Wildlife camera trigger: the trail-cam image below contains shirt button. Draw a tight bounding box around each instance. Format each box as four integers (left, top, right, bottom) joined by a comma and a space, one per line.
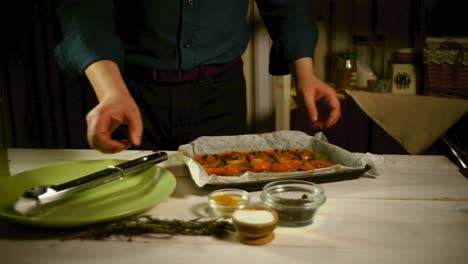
184, 40, 192, 48
186, 0, 193, 6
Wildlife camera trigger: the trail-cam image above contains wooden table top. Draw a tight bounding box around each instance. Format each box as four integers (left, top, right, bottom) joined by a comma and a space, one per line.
1, 149, 467, 264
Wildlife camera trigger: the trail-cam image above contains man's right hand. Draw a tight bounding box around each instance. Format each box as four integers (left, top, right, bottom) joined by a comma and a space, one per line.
84, 60, 143, 154
86, 93, 142, 153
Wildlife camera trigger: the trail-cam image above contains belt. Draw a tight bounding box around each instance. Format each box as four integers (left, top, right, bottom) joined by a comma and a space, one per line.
127, 58, 242, 83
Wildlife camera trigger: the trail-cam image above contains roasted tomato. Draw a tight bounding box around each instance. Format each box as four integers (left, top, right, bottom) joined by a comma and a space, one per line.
264, 149, 299, 163
221, 151, 247, 166
193, 154, 222, 167
244, 151, 271, 163
204, 166, 228, 176
291, 148, 316, 161
270, 161, 301, 172
307, 160, 335, 169
222, 165, 250, 176
297, 162, 316, 171
243, 151, 272, 172
250, 162, 272, 172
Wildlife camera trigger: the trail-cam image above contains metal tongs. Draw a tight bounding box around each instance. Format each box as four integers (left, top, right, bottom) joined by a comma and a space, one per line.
14, 151, 168, 216
442, 136, 468, 178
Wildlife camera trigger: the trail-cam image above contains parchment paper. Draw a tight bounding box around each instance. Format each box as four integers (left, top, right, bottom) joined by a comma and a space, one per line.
178, 130, 383, 187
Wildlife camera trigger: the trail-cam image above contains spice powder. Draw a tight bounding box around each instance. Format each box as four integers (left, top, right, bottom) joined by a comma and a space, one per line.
213, 194, 244, 206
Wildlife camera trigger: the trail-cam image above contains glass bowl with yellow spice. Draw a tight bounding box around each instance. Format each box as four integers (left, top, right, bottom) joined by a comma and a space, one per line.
208, 188, 250, 217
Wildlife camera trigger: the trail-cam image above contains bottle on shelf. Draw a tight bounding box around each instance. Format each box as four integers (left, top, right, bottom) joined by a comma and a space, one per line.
334, 52, 357, 90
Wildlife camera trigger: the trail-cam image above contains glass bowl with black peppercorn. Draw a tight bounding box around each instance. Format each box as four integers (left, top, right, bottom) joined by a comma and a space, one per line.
260, 180, 326, 227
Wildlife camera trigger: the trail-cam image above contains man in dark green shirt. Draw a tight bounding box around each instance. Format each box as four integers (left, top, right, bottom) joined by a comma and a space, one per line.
55, 0, 341, 153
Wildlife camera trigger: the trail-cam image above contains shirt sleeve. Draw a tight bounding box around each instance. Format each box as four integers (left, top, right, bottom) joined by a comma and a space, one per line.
54, 0, 125, 76
255, 0, 318, 75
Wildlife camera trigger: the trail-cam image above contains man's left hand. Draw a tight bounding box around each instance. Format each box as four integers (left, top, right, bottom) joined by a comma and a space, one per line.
291, 57, 341, 130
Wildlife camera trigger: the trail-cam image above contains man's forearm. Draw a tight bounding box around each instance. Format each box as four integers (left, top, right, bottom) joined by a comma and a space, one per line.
84, 60, 130, 102
289, 57, 318, 92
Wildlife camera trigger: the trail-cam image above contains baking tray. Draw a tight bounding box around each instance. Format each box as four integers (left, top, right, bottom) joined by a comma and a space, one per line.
178, 131, 381, 188
200, 165, 372, 192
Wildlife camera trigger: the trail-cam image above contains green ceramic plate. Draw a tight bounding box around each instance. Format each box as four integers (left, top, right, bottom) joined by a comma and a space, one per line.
0, 159, 176, 228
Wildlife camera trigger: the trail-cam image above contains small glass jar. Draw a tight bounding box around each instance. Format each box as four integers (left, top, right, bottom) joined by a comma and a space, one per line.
208, 188, 250, 217
260, 180, 326, 227
334, 52, 357, 90
390, 48, 422, 95
352, 35, 385, 78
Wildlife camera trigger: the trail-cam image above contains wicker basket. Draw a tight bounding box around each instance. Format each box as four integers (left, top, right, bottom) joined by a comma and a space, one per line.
424, 39, 468, 98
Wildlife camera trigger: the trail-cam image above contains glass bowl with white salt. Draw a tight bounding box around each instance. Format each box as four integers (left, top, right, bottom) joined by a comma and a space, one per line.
260, 180, 326, 227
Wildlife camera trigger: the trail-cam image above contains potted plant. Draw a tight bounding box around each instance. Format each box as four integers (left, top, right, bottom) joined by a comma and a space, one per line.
393, 72, 411, 89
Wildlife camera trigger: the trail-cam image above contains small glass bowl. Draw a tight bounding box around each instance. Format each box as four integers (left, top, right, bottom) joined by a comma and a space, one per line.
260, 180, 326, 227
208, 188, 250, 217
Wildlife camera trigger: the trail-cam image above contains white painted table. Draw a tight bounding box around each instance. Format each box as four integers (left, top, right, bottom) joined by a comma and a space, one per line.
1, 149, 467, 264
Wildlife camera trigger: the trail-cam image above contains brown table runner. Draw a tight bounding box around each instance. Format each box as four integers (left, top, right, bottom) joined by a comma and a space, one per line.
345, 90, 468, 154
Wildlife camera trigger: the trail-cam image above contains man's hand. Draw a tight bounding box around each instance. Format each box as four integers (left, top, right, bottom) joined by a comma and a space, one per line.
290, 57, 341, 130
86, 93, 142, 153
85, 60, 143, 153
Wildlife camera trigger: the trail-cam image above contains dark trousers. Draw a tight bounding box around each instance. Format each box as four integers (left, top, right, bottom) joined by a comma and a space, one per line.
124, 59, 247, 150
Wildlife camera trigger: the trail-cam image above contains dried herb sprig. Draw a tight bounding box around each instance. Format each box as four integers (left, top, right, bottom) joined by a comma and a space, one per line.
63, 215, 235, 241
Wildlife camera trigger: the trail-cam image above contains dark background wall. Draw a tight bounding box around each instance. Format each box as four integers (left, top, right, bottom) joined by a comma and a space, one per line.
0, 0, 466, 152
1, 1, 97, 149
